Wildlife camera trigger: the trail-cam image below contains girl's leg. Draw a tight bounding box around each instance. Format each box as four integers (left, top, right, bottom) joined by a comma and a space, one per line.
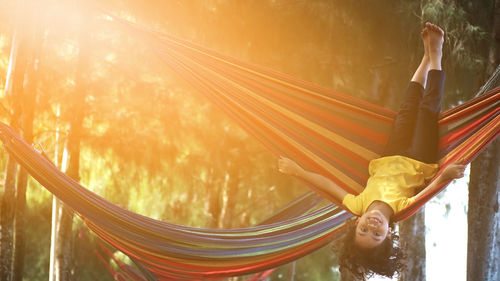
408, 70, 445, 163
408, 23, 445, 163
382, 28, 430, 157
382, 82, 423, 157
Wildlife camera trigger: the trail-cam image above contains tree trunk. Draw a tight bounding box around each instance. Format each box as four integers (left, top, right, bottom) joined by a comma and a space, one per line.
466, 1, 500, 280
12, 10, 42, 281
221, 164, 239, 229
49, 106, 64, 281
49, 17, 90, 281
288, 261, 296, 281
0, 11, 29, 281
49, 198, 74, 281
467, 138, 500, 281
399, 211, 426, 281
206, 168, 223, 228
490, 0, 500, 70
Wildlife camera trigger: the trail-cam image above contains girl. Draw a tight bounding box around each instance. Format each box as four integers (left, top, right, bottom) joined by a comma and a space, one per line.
278, 23, 466, 279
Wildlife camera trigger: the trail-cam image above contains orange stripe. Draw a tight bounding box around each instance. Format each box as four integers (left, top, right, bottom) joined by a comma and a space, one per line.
439, 107, 499, 149
439, 89, 500, 125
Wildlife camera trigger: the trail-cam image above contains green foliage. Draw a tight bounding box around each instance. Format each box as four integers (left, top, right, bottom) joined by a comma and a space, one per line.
420, 0, 491, 106
20, 198, 114, 281
21, 199, 51, 281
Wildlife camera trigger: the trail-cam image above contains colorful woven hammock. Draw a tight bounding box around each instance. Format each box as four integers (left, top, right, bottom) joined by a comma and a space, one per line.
0, 16, 499, 279
0, 123, 350, 280
119, 18, 499, 222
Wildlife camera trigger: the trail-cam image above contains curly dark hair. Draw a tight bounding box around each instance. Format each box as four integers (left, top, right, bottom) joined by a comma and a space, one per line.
337, 219, 406, 280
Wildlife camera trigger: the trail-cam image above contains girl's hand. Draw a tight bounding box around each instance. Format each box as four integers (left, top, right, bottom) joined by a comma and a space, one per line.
278, 156, 304, 176
414, 161, 467, 201
442, 162, 466, 179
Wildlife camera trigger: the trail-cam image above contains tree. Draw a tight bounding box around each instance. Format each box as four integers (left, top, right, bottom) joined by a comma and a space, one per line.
451, 0, 500, 280
49, 7, 91, 281
12, 7, 42, 281
466, 1, 500, 279
468, 138, 500, 281
0, 1, 31, 280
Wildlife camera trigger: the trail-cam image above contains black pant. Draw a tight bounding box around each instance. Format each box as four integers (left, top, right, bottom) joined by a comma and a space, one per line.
382, 70, 445, 163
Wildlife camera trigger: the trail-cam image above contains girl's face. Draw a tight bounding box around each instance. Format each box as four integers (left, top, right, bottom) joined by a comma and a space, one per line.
354, 210, 391, 248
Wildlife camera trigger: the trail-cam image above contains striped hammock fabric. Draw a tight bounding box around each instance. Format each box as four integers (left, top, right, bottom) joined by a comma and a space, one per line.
95, 189, 323, 281
0, 121, 349, 280
0, 15, 499, 279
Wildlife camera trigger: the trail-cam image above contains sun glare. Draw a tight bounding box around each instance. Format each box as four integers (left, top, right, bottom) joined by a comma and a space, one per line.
58, 42, 79, 61
105, 53, 116, 63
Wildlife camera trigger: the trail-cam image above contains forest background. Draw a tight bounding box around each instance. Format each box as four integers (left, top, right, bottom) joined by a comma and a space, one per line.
0, 0, 498, 281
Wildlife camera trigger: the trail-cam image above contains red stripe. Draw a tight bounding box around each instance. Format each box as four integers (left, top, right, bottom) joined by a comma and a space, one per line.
439, 89, 500, 125
441, 88, 500, 118
440, 107, 499, 149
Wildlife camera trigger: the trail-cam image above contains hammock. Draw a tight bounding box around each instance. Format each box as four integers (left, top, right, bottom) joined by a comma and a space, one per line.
0, 15, 499, 279
0, 122, 349, 280
116, 17, 500, 221
95, 188, 324, 281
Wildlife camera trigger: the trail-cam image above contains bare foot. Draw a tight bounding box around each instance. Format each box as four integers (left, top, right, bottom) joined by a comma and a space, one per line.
421, 28, 430, 61
411, 27, 431, 86
425, 22, 444, 70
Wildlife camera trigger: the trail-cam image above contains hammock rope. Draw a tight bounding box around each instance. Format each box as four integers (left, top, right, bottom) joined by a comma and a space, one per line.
0, 14, 499, 279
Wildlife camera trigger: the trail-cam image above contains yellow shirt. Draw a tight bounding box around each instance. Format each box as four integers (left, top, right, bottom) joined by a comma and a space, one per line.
342, 155, 438, 215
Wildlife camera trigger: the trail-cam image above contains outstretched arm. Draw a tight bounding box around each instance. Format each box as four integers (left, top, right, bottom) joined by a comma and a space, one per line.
278, 156, 350, 202
413, 162, 466, 200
